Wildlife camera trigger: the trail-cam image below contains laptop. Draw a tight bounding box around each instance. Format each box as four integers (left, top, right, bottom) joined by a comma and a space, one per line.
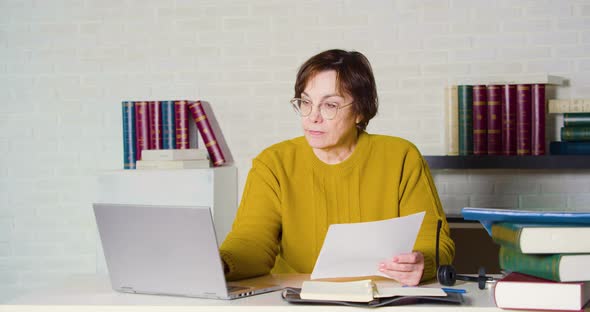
93, 203, 281, 299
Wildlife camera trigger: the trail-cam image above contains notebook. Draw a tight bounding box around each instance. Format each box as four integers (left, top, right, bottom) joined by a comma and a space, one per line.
92, 203, 281, 299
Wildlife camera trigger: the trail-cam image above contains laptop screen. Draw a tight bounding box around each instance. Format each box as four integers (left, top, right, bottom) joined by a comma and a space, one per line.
93, 203, 229, 298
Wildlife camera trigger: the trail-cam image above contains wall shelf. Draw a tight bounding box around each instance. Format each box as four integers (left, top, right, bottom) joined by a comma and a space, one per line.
424, 155, 590, 170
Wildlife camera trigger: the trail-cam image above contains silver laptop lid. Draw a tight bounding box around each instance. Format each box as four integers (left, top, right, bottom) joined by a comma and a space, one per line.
93, 203, 229, 298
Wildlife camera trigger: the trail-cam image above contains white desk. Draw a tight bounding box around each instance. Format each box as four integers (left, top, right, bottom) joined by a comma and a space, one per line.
0, 274, 512, 312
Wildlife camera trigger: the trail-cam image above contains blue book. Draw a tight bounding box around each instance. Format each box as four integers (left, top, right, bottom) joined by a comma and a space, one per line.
122, 101, 137, 169
550, 141, 590, 155
461, 207, 590, 235
160, 100, 176, 149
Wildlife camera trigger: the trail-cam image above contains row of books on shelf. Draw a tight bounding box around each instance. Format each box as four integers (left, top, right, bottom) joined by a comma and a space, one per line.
445, 79, 590, 156
122, 100, 226, 170
445, 83, 549, 156
462, 207, 590, 311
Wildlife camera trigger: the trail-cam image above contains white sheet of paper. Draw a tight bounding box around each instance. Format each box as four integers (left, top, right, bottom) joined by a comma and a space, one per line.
310, 211, 425, 280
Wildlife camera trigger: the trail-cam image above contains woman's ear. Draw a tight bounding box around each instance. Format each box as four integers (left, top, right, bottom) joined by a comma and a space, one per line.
355, 114, 363, 125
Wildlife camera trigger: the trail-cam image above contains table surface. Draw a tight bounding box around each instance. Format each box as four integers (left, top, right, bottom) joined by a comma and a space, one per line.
0, 273, 521, 312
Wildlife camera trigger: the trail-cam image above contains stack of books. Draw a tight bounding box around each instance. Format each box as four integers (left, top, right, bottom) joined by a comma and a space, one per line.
548, 99, 590, 155
462, 207, 590, 311
122, 100, 226, 169
136, 149, 211, 170
444, 75, 566, 156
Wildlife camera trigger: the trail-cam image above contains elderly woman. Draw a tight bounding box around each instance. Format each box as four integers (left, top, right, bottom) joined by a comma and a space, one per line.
220, 49, 454, 286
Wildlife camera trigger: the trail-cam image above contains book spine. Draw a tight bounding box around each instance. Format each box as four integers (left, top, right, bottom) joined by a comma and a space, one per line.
122, 101, 137, 169
445, 86, 459, 156
187, 100, 226, 167
147, 101, 162, 150
550, 141, 590, 155
491, 223, 523, 253
560, 126, 590, 141
160, 100, 176, 149
458, 85, 473, 155
563, 113, 590, 127
498, 246, 562, 281
531, 84, 546, 155
501, 85, 517, 155
516, 84, 532, 155
486, 85, 502, 155
174, 100, 190, 149
134, 101, 150, 161
472, 85, 487, 155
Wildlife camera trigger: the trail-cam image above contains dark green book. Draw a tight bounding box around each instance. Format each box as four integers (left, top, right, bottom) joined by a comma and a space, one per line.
560, 126, 590, 141
458, 85, 473, 155
498, 246, 590, 282
564, 113, 590, 127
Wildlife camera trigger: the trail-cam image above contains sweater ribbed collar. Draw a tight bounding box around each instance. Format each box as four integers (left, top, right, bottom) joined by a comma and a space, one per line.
306, 131, 369, 174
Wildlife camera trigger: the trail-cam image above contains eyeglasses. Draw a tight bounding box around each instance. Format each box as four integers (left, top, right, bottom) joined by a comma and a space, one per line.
290, 98, 353, 120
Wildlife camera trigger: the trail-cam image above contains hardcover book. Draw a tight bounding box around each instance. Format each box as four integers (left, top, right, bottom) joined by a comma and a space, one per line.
531, 84, 546, 155
491, 222, 590, 254
122, 101, 136, 169
134, 101, 150, 161
516, 84, 532, 155
461, 207, 590, 235
141, 149, 209, 161
135, 159, 211, 170
458, 85, 473, 155
550, 141, 590, 155
564, 113, 590, 127
187, 100, 226, 167
493, 272, 590, 311
499, 246, 590, 282
174, 100, 190, 149
147, 101, 162, 150
160, 100, 176, 150
472, 85, 487, 155
548, 99, 590, 114
561, 127, 590, 141
501, 84, 517, 155
486, 85, 502, 155
444, 86, 459, 156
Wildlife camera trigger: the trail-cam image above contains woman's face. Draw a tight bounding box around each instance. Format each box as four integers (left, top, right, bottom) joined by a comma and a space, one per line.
300, 70, 361, 151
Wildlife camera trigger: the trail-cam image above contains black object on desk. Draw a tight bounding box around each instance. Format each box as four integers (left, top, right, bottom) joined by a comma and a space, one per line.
435, 219, 495, 290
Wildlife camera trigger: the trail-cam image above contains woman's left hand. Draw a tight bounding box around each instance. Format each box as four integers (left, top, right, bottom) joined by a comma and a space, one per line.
378, 251, 424, 286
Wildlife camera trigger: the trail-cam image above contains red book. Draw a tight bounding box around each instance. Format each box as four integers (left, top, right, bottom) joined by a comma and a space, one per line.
134, 101, 150, 161
472, 85, 487, 155
187, 100, 226, 167
147, 101, 162, 150
486, 85, 502, 155
501, 85, 517, 155
174, 100, 190, 149
516, 84, 532, 155
494, 272, 590, 311
531, 84, 546, 155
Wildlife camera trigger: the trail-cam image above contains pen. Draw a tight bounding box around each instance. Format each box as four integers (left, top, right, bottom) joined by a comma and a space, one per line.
442, 287, 466, 294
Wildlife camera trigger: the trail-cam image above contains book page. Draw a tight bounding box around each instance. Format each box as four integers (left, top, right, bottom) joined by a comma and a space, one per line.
310, 212, 425, 280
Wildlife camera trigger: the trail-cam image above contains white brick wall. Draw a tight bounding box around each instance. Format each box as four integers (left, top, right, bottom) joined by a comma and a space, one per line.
1, 0, 590, 302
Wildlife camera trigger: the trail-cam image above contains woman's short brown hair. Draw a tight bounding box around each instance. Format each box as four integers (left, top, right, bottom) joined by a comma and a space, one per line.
294, 49, 378, 130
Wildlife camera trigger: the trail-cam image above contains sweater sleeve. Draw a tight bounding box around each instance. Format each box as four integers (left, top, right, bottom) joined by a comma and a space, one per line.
398, 148, 455, 282
219, 155, 282, 281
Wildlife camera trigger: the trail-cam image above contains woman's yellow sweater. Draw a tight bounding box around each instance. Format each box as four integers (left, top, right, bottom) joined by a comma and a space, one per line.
220, 132, 455, 282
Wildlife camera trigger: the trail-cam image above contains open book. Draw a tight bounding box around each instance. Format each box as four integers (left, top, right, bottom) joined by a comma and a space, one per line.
282, 280, 463, 307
